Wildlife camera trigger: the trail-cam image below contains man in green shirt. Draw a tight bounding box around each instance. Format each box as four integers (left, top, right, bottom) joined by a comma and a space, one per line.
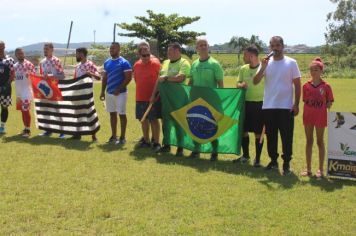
151, 42, 191, 156
233, 45, 264, 167
188, 37, 224, 161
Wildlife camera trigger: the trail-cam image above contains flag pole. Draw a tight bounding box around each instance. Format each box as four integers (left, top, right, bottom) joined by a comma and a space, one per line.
63, 20, 73, 67
113, 23, 116, 42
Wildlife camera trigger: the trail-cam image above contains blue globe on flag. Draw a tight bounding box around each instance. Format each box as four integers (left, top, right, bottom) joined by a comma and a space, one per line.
186, 105, 218, 139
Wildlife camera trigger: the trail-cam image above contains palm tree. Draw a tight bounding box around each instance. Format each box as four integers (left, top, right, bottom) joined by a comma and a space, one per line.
228, 36, 249, 65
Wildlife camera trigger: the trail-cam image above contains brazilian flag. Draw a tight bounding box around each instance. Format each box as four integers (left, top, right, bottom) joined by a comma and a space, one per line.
159, 82, 245, 154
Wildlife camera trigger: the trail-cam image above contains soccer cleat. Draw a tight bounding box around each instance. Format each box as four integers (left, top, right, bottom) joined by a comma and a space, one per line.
188, 151, 200, 159
20, 129, 31, 138
106, 136, 117, 144
39, 131, 52, 137
253, 159, 261, 168
157, 145, 171, 153
265, 161, 279, 170
0, 127, 5, 134
210, 153, 218, 162
116, 137, 126, 145
151, 143, 162, 152
175, 147, 184, 157
232, 155, 250, 163
139, 140, 151, 148
58, 133, 65, 139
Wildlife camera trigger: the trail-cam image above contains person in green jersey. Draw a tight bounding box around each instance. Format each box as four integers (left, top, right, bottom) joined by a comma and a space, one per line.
151, 42, 191, 156
188, 37, 224, 161
233, 45, 264, 167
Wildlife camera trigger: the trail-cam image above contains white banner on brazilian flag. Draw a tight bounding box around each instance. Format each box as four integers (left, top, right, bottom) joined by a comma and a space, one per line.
327, 112, 356, 179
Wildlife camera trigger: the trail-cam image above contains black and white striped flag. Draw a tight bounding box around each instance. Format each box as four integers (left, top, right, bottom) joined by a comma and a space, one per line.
34, 76, 100, 135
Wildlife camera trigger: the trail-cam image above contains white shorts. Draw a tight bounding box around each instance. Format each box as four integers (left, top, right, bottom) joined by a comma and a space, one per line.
105, 92, 128, 114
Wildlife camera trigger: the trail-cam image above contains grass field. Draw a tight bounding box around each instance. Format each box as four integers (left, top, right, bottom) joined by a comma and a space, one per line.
0, 77, 355, 235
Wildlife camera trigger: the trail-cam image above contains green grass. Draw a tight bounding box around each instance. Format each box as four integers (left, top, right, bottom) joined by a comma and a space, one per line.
0, 78, 355, 235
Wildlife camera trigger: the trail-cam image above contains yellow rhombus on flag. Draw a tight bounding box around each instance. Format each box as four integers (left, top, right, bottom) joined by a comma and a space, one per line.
171, 98, 238, 144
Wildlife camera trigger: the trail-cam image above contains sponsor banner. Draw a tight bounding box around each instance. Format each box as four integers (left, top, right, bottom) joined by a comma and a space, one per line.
327, 112, 356, 179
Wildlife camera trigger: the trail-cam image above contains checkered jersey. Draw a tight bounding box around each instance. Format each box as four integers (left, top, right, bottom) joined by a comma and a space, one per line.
74, 60, 99, 78
0, 55, 15, 86
14, 59, 36, 99
39, 56, 63, 76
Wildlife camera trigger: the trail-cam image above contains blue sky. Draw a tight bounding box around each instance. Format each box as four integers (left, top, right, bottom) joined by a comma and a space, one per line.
1, 0, 335, 50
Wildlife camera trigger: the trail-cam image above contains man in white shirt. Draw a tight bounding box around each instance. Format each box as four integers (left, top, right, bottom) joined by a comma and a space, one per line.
253, 36, 301, 175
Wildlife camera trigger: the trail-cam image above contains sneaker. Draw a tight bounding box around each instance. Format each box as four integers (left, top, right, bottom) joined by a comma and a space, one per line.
139, 140, 151, 148
232, 155, 250, 163
157, 145, 171, 153
282, 162, 291, 175
210, 153, 218, 162
116, 137, 126, 145
253, 159, 261, 168
58, 133, 65, 139
20, 129, 31, 138
175, 147, 184, 157
138, 137, 145, 144
0, 127, 5, 134
39, 131, 52, 137
152, 143, 161, 152
106, 136, 117, 144
188, 151, 200, 159
265, 161, 279, 170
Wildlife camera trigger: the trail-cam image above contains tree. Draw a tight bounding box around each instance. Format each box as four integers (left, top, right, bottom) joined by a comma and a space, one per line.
325, 0, 356, 46
228, 36, 249, 65
117, 10, 205, 59
248, 35, 267, 53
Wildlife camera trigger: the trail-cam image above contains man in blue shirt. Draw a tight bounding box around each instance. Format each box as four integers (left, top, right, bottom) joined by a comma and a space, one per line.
100, 42, 132, 144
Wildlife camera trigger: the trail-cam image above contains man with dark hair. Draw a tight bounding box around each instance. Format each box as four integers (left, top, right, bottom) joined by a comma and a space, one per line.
0, 40, 15, 134
70, 47, 101, 141
253, 36, 301, 175
133, 42, 161, 151
14, 48, 36, 137
38, 42, 66, 138
233, 45, 264, 167
152, 42, 191, 156
100, 42, 132, 144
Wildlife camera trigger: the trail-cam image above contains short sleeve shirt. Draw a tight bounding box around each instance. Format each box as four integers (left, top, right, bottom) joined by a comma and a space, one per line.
104, 56, 132, 94
303, 80, 334, 127
238, 64, 264, 101
74, 60, 99, 78
133, 57, 161, 101
0, 55, 15, 87
160, 58, 190, 81
14, 59, 36, 99
39, 56, 64, 78
263, 56, 301, 109
190, 57, 223, 89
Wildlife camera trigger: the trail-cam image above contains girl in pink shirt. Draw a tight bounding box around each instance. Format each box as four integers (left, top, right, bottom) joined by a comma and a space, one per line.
301, 58, 334, 178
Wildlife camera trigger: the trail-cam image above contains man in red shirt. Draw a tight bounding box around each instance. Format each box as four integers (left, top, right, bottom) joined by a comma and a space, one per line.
133, 42, 161, 151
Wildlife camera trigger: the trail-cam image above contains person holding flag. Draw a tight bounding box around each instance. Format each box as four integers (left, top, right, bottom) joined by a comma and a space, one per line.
38, 42, 65, 138
14, 48, 36, 137
152, 42, 191, 157
188, 37, 224, 161
70, 47, 101, 141
0, 40, 15, 134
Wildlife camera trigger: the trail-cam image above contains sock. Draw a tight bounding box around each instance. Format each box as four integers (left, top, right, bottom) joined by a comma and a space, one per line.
1, 107, 8, 123
22, 110, 31, 128
242, 136, 250, 157
255, 138, 264, 163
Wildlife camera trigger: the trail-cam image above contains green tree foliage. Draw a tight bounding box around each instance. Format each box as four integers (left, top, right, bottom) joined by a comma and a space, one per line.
117, 10, 205, 60
229, 35, 266, 65
325, 0, 356, 46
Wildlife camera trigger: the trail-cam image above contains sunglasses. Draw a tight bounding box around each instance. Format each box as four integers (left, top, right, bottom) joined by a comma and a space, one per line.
141, 54, 150, 58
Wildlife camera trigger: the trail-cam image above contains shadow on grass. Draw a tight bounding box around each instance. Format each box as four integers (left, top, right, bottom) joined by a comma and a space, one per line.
305, 176, 356, 192
129, 147, 300, 190
1, 134, 93, 151
97, 143, 126, 152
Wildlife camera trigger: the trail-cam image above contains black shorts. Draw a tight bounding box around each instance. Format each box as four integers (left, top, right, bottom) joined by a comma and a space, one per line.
0, 84, 12, 107
136, 101, 162, 121
243, 101, 264, 134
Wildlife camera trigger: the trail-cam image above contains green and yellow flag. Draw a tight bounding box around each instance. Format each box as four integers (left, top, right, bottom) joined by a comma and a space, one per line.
159, 82, 245, 154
